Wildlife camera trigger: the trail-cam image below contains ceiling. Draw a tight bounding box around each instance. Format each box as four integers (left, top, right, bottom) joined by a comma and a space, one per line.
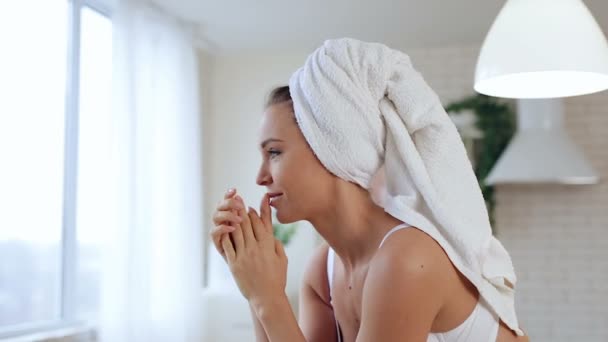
151, 0, 608, 54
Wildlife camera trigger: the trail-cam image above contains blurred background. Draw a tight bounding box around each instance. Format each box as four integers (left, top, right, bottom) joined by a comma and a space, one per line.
1, 0, 607, 341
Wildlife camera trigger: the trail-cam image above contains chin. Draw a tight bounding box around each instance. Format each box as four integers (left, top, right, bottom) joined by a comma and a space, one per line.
274, 209, 300, 225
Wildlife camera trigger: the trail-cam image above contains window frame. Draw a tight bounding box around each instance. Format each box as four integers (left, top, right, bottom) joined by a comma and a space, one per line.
0, 0, 112, 339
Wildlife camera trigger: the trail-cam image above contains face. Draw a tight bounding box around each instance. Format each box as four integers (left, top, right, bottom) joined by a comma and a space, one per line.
256, 101, 336, 223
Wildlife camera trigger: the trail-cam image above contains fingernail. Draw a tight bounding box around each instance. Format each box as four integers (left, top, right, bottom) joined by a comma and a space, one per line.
226, 188, 235, 195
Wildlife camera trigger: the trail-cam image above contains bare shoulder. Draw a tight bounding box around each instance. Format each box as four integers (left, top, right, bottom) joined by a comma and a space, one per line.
357, 227, 451, 340
364, 227, 530, 341
300, 241, 331, 306
298, 242, 337, 342
366, 226, 474, 311
370, 226, 454, 285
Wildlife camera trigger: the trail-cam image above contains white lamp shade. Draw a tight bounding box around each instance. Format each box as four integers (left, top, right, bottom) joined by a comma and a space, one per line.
475, 0, 608, 98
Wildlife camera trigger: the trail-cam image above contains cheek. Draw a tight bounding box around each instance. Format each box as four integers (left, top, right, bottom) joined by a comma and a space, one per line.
272, 151, 330, 201
271, 154, 297, 182
269, 160, 287, 185
291, 161, 329, 199
271, 156, 305, 198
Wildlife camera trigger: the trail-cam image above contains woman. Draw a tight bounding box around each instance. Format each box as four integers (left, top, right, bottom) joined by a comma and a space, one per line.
210, 39, 529, 341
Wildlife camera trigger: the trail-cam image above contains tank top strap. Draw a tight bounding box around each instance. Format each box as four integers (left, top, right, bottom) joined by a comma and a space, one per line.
326, 248, 343, 342
328, 222, 411, 296
327, 247, 335, 302
378, 223, 412, 249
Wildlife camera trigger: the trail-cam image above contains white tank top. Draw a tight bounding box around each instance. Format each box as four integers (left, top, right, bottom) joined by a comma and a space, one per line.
326, 223, 500, 342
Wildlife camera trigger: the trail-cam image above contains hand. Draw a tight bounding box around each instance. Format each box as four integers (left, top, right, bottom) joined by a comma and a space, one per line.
210, 188, 245, 262
221, 193, 288, 304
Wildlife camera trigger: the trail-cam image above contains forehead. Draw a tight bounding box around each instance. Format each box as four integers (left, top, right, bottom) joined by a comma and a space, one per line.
258, 102, 297, 142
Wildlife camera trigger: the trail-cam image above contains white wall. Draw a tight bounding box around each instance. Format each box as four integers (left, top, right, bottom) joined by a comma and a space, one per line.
199, 44, 608, 341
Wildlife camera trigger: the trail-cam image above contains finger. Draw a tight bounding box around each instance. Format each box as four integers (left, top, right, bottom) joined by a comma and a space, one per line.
221, 188, 241, 226
210, 224, 236, 246
228, 195, 244, 252
259, 193, 272, 232
224, 188, 236, 200
213, 210, 243, 226
235, 196, 256, 244
275, 239, 287, 260
217, 197, 246, 213
210, 224, 236, 257
211, 224, 236, 236
221, 234, 236, 262
248, 206, 265, 241
230, 221, 246, 253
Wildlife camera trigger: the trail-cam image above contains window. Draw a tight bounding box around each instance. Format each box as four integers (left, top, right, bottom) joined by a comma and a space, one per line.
74, 5, 112, 323
0, 0, 111, 338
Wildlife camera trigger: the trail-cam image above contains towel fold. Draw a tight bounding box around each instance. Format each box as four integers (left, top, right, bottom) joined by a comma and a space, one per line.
288, 38, 523, 336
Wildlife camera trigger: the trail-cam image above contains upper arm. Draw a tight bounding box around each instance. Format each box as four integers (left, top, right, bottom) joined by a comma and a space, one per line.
298, 242, 338, 342
356, 230, 447, 342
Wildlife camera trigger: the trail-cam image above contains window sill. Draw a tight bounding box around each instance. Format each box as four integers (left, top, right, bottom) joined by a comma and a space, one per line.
0, 324, 96, 342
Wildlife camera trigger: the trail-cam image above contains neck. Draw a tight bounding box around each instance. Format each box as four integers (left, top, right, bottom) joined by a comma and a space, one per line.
308, 181, 404, 272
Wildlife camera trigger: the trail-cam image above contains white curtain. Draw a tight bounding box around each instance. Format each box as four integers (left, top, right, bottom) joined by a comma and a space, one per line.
99, 1, 204, 341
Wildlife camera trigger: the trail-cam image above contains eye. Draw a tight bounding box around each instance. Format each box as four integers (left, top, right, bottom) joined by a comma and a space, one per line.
267, 149, 281, 158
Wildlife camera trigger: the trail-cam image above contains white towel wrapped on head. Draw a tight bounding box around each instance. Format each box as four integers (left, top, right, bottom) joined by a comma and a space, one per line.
288, 38, 523, 336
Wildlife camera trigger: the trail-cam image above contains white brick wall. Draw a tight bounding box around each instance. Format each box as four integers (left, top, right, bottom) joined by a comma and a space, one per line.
406, 45, 608, 341
497, 93, 608, 341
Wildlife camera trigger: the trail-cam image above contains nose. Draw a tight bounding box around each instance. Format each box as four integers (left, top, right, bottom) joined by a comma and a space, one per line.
256, 164, 272, 186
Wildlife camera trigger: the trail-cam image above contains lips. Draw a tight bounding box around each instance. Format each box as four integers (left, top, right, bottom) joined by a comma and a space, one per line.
268, 192, 283, 206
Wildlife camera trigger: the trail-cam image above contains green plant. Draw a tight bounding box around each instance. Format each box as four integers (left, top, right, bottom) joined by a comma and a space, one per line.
272, 218, 298, 246
445, 94, 516, 230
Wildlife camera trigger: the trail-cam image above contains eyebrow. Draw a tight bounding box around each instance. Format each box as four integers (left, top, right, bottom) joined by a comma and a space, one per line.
260, 138, 284, 149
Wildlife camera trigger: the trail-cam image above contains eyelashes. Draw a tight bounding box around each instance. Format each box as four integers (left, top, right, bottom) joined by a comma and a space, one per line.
267, 149, 281, 158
